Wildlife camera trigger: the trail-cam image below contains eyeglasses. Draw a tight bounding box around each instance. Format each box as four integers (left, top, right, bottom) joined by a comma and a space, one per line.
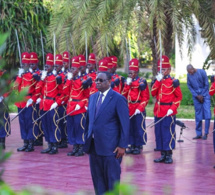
95, 78, 108, 83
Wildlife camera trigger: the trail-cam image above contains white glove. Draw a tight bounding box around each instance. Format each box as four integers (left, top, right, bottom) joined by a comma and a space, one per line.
75, 104, 81, 111
52, 70, 57, 75
36, 98, 41, 104
86, 68, 89, 74
167, 109, 173, 116
67, 72, 73, 80
26, 98, 33, 107
78, 72, 81, 77
50, 102, 58, 110
62, 67, 65, 72
18, 68, 24, 77
41, 70, 47, 81
29, 68, 33, 73
134, 109, 141, 115
0, 96, 4, 103
156, 73, 163, 82
61, 101, 65, 105
85, 106, 88, 110
126, 77, 132, 85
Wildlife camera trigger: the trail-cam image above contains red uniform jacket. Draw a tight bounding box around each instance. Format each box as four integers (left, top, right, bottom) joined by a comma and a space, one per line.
122, 77, 150, 116
112, 73, 124, 94
37, 72, 62, 111
14, 69, 40, 108
63, 76, 88, 116
56, 70, 66, 105
151, 75, 182, 117
88, 70, 98, 95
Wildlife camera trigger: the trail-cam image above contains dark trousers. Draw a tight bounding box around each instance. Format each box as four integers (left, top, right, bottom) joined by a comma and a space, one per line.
18, 107, 36, 140
155, 115, 176, 151
89, 140, 122, 195
0, 102, 11, 138
41, 109, 60, 143
66, 113, 86, 145
58, 105, 67, 139
213, 119, 215, 153
129, 111, 147, 146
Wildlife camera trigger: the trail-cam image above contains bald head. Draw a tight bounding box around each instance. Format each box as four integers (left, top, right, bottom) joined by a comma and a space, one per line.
187, 64, 196, 75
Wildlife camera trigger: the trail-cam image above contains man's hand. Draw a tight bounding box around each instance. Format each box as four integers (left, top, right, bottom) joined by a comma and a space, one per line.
126, 77, 132, 85
166, 109, 173, 116
134, 109, 141, 115
36, 98, 41, 104
41, 70, 47, 81
75, 104, 81, 111
50, 102, 58, 110
196, 95, 204, 103
67, 72, 73, 80
113, 147, 125, 159
26, 98, 33, 107
156, 73, 163, 81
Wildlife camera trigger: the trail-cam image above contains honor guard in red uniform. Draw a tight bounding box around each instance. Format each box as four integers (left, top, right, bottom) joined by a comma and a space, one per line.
36, 53, 63, 154
62, 51, 70, 73
110, 56, 125, 94
54, 54, 68, 148
15, 52, 41, 152
0, 70, 11, 149
122, 59, 150, 154
87, 53, 97, 95
63, 56, 89, 156
151, 55, 182, 164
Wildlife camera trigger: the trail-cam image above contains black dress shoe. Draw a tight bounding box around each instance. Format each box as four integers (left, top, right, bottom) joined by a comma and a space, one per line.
125, 145, 134, 154
213, 165, 215, 169
17, 140, 29, 152
202, 134, 208, 140
58, 139, 68, 148
49, 143, 58, 155
75, 145, 84, 157
193, 135, 202, 139
41, 143, 52, 154
154, 151, 166, 163
132, 147, 141, 155
25, 140, 34, 152
67, 144, 78, 156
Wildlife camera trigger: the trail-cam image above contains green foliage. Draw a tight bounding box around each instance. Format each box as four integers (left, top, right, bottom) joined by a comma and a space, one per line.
0, 0, 52, 69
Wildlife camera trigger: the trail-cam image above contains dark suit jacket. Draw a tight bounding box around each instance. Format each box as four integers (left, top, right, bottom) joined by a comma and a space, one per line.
84, 89, 129, 156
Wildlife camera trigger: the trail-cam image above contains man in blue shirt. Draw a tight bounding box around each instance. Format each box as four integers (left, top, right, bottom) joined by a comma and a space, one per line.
187, 64, 211, 140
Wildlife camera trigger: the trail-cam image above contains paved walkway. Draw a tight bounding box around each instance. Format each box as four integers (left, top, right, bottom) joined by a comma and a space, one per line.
2, 115, 215, 194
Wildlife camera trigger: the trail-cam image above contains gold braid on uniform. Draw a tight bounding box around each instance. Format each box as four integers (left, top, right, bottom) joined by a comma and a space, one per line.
38, 109, 44, 136
53, 108, 61, 142
32, 104, 39, 139
81, 113, 86, 142
4, 111, 11, 136
140, 112, 147, 144
169, 116, 176, 150
63, 105, 68, 136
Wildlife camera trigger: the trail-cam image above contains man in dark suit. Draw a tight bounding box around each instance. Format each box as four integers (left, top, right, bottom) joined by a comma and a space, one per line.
84, 67, 129, 195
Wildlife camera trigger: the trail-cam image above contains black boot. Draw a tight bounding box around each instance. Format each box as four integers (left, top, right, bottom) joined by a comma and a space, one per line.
132, 146, 141, 155
25, 140, 35, 152
34, 136, 43, 146
164, 150, 173, 164
0, 137, 5, 149
17, 140, 29, 152
58, 139, 68, 148
154, 151, 166, 163
67, 144, 78, 156
49, 143, 58, 154
75, 144, 84, 157
125, 145, 135, 154
41, 143, 52, 154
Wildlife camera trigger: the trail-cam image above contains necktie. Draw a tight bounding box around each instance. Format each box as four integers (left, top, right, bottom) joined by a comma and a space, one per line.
95, 93, 104, 116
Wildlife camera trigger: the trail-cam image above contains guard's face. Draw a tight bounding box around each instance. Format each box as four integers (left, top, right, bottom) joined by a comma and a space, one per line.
87, 63, 95, 71
45, 64, 53, 73
95, 73, 111, 93
71, 67, 79, 77
54, 64, 62, 72
30, 63, 37, 70
79, 65, 86, 74
63, 62, 69, 69
128, 70, 138, 79
162, 68, 171, 77
22, 63, 29, 70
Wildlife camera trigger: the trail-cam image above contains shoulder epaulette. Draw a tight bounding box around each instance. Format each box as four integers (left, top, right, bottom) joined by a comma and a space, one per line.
173, 79, 180, 88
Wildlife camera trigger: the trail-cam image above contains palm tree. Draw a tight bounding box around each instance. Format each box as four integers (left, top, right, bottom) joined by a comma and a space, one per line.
48, 0, 215, 75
